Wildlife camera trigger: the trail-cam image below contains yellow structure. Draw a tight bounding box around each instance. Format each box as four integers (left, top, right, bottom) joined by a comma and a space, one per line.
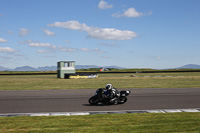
69, 74, 98, 79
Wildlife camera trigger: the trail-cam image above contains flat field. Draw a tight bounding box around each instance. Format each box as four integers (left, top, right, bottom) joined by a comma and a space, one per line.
0, 113, 200, 132
0, 72, 200, 90
1, 73, 200, 132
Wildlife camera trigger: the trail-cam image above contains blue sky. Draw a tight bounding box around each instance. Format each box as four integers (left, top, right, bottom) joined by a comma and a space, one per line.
0, 0, 199, 69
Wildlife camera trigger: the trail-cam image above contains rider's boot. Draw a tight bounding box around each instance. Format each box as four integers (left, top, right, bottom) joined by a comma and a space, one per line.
110, 97, 118, 105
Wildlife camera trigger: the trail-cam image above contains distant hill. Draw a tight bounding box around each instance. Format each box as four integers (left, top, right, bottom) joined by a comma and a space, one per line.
0, 64, 200, 71
14, 66, 37, 71
75, 65, 100, 69
12, 66, 57, 71
0, 65, 125, 71
177, 64, 200, 69
0, 66, 11, 71
75, 65, 125, 69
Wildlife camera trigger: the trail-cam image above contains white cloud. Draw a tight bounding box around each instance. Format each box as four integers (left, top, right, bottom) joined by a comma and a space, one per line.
157, 56, 161, 60
80, 48, 91, 52
65, 40, 71, 44
7, 30, 14, 34
102, 56, 110, 58
48, 20, 137, 40
87, 27, 137, 40
0, 56, 15, 65
48, 21, 89, 31
0, 38, 7, 43
0, 47, 16, 52
0, 56, 14, 60
19, 28, 29, 36
149, 55, 161, 60
81, 48, 105, 54
113, 8, 152, 18
37, 50, 52, 53
58, 46, 77, 52
98, 42, 119, 47
25, 40, 77, 53
19, 39, 33, 44
50, 45, 56, 49
28, 43, 51, 47
27, 41, 76, 53
98, 0, 113, 9
43, 29, 55, 36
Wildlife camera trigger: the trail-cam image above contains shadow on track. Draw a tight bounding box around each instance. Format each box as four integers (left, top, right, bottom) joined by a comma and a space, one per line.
83, 104, 117, 106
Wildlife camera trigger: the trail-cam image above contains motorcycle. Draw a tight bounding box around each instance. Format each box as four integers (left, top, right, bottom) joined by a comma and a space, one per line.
88, 88, 131, 105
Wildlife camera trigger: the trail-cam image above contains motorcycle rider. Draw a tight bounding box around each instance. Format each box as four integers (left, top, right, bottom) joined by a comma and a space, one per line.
105, 84, 120, 104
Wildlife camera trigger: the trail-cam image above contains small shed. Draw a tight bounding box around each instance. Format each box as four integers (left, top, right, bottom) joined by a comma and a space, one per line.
57, 61, 98, 79
57, 61, 75, 78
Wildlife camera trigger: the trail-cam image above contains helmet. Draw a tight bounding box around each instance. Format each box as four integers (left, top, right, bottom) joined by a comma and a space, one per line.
105, 84, 112, 90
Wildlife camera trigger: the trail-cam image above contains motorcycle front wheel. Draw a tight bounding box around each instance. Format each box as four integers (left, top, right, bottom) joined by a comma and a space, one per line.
89, 96, 99, 105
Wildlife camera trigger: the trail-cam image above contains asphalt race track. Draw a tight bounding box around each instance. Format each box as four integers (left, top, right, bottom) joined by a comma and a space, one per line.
0, 88, 200, 114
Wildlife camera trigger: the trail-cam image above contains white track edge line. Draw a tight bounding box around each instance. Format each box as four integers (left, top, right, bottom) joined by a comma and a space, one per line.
0, 108, 200, 117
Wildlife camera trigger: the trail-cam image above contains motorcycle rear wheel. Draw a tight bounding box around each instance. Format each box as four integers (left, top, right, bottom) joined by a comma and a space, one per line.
89, 96, 99, 105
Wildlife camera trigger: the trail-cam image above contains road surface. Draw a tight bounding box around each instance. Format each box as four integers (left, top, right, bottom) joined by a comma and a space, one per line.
0, 88, 200, 113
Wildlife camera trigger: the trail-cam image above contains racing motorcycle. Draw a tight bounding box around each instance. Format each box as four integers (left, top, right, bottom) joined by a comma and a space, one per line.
88, 88, 131, 105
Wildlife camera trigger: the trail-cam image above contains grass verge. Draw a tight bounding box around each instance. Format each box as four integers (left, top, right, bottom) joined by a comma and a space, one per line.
0, 113, 200, 132
0, 72, 200, 90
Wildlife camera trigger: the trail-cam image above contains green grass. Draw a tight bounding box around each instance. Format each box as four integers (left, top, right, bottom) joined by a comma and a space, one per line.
0, 73, 200, 132
0, 113, 200, 132
0, 72, 200, 90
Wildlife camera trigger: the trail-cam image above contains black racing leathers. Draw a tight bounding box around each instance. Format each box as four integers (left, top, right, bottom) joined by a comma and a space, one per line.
106, 87, 120, 103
